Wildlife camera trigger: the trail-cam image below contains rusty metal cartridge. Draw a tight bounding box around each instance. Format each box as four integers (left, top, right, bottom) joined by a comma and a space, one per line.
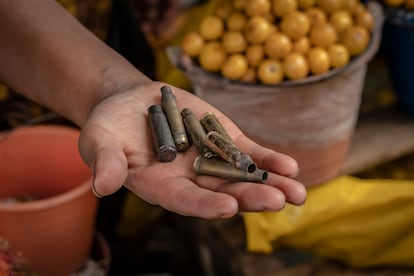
193, 157, 268, 184
200, 112, 232, 142
148, 104, 177, 162
160, 85, 190, 152
205, 131, 257, 173
181, 108, 217, 158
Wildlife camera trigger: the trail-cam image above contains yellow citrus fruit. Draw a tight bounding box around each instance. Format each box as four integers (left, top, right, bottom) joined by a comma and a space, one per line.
245, 0, 271, 17
246, 45, 265, 67
293, 37, 311, 55
355, 10, 374, 31
181, 31, 205, 57
226, 12, 248, 31
199, 15, 224, 41
345, 0, 358, 12
221, 54, 249, 80
384, 0, 405, 7
281, 11, 311, 40
307, 47, 330, 74
306, 8, 327, 27
316, 0, 346, 14
233, 0, 247, 10
309, 23, 337, 48
257, 59, 284, 84
240, 67, 257, 83
214, 2, 233, 19
244, 16, 273, 44
264, 32, 293, 59
283, 53, 309, 80
330, 10, 354, 36
272, 0, 298, 17
297, 0, 316, 10
199, 42, 227, 72
222, 31, 247, 53
342, 25, 370, 56
328, 43, 350, 68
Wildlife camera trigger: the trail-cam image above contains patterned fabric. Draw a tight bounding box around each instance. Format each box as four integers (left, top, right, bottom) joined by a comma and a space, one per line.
0, 0, 113, 130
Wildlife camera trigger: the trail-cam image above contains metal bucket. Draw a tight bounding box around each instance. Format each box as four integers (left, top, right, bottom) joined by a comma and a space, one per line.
382, 7, 414, 115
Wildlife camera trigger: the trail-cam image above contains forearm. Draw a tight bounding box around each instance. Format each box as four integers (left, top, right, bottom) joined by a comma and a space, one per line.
0, 0, 151, 126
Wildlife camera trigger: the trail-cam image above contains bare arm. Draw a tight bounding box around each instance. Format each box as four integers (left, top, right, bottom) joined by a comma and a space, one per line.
0, 0, 150, 126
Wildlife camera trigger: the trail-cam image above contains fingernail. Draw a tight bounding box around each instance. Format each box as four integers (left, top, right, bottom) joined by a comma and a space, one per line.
91, 181, 103, 198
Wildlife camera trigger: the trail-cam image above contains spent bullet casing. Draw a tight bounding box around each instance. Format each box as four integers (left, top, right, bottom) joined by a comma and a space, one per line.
205, 131, 257, 173
148, 104, 177, 162
193, 157, 268, 184
181, 108, 217, 158
160, 86, 190, 152
200, 112, 232, 142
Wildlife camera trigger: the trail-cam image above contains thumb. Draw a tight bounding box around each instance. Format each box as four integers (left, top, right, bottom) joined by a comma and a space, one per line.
78, 129, 128, 197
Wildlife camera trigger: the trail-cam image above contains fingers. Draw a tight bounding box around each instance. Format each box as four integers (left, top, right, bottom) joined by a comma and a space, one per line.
124, 176, 239, 219
92, 148, 128, 197
78, 127, 128, 197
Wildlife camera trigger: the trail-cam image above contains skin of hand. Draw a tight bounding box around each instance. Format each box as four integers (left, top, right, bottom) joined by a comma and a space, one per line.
79, 81, 306, 219
0, 0, 306, 219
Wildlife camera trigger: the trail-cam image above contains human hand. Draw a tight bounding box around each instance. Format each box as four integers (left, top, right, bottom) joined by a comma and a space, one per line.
78, 81, 306, 219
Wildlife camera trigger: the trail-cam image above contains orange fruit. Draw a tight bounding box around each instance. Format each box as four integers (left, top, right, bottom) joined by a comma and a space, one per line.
245, 0, 271, 17
316, 0, 346, 14
293, 37, 311, 55
307, 47, 330, 74
226, 12, 248, 31
355, 10, 374, 31
257, 59, 284, 84
281, 11, 311, 40
240, 67, 257, 83
244, 16, 273, 44
214, 2, 233, 19
264, 32, 293, 59
309, 22, 337, 47
306, 8, 327, 27
330, 10, 354, 36
384, 0, 405, 7
328, 43, 350, 68
297, 0, 316, 10
233, 0, 247, 10
342, 25, 370, 56
283, 53, 309, 80
199, 42, 227, 72
246, 45, 265, 67
181, 31, 205, 57
199, 15, 224, 41
221, 54, 249, 80
272, 0, 298, 17
345, 0, 358, 12
222, 31, 247, 53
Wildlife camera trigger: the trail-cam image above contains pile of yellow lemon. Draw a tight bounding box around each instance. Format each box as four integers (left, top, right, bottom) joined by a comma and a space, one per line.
383, 0, 414, 9
181, 0, 375, 84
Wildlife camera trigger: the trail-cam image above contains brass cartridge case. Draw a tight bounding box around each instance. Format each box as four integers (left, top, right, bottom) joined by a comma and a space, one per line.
181, 108, 217, 158
193, 157, 268, 184
200, 112, 232, 142
161, 85, 190, 152
148, 104, 177, 162
205, 131, 257, 173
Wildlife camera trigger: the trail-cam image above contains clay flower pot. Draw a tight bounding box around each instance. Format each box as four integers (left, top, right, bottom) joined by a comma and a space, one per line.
0, 125, 99, 276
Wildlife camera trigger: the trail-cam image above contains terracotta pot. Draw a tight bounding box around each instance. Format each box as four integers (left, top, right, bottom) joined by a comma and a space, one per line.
0, 125, 98, 276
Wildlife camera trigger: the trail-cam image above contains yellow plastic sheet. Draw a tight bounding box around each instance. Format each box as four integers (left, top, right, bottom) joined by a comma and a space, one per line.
244, 175, 414, 268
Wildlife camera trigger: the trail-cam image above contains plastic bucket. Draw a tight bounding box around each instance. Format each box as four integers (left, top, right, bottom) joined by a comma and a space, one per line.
169, 3, 384, 187
382, 8, 414, 115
